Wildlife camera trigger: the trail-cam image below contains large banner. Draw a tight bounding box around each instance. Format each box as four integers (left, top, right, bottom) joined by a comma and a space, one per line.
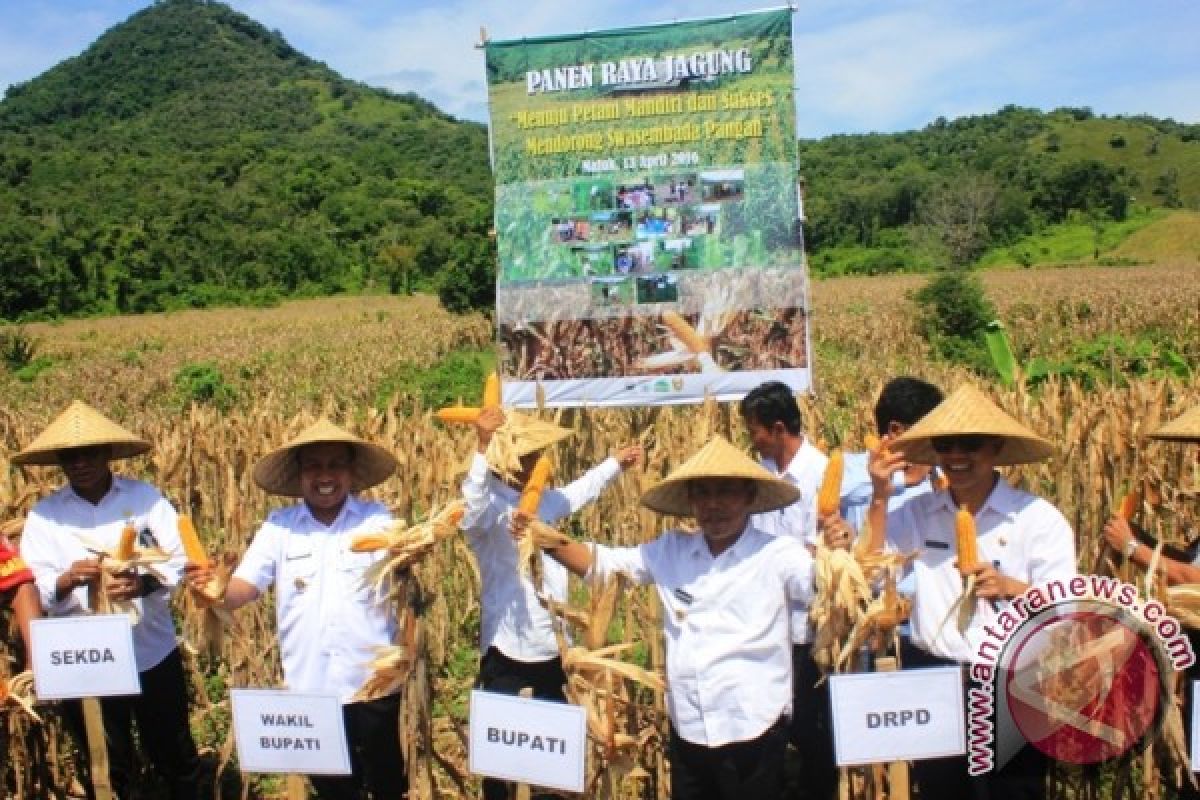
485, 8, 810, 407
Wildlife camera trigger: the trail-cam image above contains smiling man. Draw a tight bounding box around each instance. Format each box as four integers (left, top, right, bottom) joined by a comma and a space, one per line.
526, 435, 814, 800
864, 384, 1076, 800
15, 400, 198, 800
185, 419, 404, 800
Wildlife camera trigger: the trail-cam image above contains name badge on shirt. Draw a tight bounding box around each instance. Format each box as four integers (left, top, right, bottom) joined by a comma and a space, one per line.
673, 588, 694, 605
924, 540, 950, 550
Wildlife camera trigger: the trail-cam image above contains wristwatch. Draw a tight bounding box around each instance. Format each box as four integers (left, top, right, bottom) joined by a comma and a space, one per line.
1123, 537, 1139, 559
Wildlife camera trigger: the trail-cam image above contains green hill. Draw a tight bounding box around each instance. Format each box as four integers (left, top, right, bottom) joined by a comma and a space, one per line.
799, 106, 1200, 275
0, 0, 493, 318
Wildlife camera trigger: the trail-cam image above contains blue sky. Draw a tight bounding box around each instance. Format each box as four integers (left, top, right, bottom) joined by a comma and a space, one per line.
1, 0, 1197, 137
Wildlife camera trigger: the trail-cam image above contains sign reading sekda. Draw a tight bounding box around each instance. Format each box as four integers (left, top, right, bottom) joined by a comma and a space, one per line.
484, 8, 811, 407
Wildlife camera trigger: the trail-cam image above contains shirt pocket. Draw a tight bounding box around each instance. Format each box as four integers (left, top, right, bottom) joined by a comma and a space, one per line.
338, 550, 378, 597
282, 547, 317, 593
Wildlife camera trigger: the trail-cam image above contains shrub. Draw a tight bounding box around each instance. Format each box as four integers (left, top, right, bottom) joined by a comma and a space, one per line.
174, 362, 237, 410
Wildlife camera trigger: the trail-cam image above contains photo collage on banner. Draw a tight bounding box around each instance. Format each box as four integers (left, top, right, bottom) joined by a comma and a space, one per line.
485, 8, 811, 406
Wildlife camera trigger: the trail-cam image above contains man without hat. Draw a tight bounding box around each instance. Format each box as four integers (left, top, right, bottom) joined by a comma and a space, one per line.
185, 419, 406, 800
523, 435, 815, 800
17, 401, 200, 799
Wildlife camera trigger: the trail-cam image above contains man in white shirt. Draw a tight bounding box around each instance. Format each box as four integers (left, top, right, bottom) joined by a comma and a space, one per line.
738, 381, 830, 797
16, 401, 199, 800
464, 406, 640, 800
865, 384, 1076, 800
528, 435, 814, 800
185, 419, 403, 800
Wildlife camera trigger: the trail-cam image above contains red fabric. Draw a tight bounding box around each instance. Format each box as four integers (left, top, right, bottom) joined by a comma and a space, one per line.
0, 538, 33, 592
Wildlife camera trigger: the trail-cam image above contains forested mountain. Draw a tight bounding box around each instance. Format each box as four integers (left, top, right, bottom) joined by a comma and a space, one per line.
1, 0, 1197, 320
0, 0, 493, 317
799, 106, 1200, 274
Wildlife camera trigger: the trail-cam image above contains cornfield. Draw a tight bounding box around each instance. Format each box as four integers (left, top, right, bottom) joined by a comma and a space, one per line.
1, 264, 1198, 798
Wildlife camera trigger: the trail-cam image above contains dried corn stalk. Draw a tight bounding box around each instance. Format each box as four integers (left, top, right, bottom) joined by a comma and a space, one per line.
0, 671, 40, 724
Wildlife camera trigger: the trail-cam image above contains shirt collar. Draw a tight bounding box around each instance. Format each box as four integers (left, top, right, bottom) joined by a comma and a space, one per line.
296, 494, 367, 528
64, 474, 124, 507
930, 473, 1018, 521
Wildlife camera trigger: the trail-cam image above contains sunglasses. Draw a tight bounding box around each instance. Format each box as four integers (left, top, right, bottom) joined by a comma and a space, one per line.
931, 435, 992, 454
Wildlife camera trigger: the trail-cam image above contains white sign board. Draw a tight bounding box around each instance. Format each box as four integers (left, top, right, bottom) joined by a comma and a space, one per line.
231, 689, 351, 775
30, 615, 140, 699
1192, 681, 1200, 771
468, 690, 587, 792
829, 667, 966, 765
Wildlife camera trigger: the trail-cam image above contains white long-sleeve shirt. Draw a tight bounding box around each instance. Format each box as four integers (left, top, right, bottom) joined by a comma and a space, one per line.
751, 438, 826, 643
589, 524, 814, 747
884, 478, 1077, 663
21, 476, 187, 671
233, 496, 396, 704
461, 452, 622, 662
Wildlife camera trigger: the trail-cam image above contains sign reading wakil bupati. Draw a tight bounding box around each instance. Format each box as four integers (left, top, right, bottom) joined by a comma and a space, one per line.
468, 689, 587, 792
30, 615, 140, 699
485, 8, 811, 407
230, 689, 351, 775
829, 667, 966, 766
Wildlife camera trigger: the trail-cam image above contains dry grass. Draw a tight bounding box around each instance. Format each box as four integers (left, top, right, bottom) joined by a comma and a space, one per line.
1, 263, 1198, 797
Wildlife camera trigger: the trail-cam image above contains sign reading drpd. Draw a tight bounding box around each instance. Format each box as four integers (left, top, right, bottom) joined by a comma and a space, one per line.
231, 689, 351, 775
829, 667, 966, 765
31, 615, 140, 699
469, 690, 587, 792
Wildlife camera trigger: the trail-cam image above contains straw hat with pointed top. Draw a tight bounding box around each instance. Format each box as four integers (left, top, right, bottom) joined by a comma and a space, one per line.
640, 435, 800, 517
12, 400, 151, 466
1150, 404, 1200, 443
890, 383, 1055, 466
252, 419, 398, 497
483, 410, 574, 476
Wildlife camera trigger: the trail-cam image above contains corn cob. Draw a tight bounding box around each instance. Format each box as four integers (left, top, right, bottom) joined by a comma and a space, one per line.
482, 371, 501, 408
956, 506, 977, 574
816, 449, 844, 517
350, 533, 392, 553
177, 516, 209, 567
864, 433, 881, 451
1117, 489, 1141, 521
662, 311, 708, 354
518, 455, 553, 517
116, 522, 137, 561
434, 406, 482, 425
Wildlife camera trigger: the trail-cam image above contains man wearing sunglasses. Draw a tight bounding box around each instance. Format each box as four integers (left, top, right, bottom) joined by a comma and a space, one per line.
864, 384, 1076, 800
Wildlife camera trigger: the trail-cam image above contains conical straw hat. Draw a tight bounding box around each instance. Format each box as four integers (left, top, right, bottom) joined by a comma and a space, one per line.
640, 435, 800, 517
12, 400, 151, 466
253, 419, 398, 497
483, 410, 573, 475
1150, 404, 1200, 443
891, 384, 1055, 466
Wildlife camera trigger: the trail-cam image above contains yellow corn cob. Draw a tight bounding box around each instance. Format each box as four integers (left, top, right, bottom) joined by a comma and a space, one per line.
482, 372, 501, 409
434, 406, 482, 425
350, 533, 392, 553
116, 522, 137, 561
1117, 489, 1141, 521
956, 507, 977, 574
864, 433, 881, 452
518, 455, 553, 517
816, 450, 844, 517
662, 311, 708, 354
177, 516, 209, 567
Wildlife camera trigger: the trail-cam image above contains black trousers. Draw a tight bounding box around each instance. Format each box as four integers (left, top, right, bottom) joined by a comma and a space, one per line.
901, 642, 1048, 800
476, 647, 567, 800
789, 643, 838, 800
62, 647, 200, 800
309, 693, 407, 800
669, 718, 789, 800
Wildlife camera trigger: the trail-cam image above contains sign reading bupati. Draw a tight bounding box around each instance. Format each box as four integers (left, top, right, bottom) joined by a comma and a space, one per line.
829, 667, 966, 766
231, 689, 351, 775
468, 690, 587, 792
30, 615, 140, 699
485, 9, 810, 407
